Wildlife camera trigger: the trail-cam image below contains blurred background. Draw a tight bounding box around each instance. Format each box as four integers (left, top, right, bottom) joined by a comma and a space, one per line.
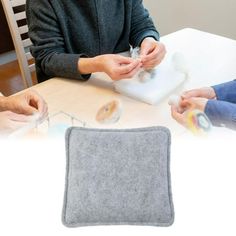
144, 0, 236, 39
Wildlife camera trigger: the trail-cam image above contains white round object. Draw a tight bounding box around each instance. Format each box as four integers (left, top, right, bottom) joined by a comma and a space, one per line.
168, 95, 181, 107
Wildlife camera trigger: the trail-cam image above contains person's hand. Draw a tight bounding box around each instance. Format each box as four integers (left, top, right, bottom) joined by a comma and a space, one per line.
1, 90, 48, 120
171, 97, 208, 127
140, 37, 166, 69
179, 97, 208, 112
0, 111, 35, 132
171, 105, 189, 127
181, 87, 216, 100
95, 54, 142, 81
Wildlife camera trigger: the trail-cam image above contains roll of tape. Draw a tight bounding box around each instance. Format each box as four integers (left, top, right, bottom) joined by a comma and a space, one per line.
96, 100, 122, 124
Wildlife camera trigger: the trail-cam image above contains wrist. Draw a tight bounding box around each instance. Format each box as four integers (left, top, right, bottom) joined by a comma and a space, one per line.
78, 57, 100, 74
144, 36, 157, 41
0, 96, 8, 112
199, 99, 208, 112
141, 36, 157, 44
211, 88, 217, 99
92, 55, 105, 72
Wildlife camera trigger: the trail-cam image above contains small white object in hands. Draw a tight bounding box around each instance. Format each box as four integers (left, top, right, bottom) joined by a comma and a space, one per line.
130, 47, 141, 59
168, 95, 181, 107
130, 47, 154, 83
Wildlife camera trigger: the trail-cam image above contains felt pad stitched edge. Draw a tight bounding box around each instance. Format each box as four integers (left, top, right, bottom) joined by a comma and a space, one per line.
62, 127, 174, 227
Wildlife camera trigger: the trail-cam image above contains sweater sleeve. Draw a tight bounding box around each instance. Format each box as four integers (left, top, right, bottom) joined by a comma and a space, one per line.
26, 0, 90, 81
205, 99, 236, 130
212, 80, 236, 104
129, 0, 160, 47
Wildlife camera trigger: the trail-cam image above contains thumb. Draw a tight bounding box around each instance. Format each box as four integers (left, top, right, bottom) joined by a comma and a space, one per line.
116, 55, 135, 64
140, 46, 150, 57
185, 97, 206, 111
180, 98, 196, 109
181, 89, 203, 99
187, 97, 198, 105
21, 105, 38, 116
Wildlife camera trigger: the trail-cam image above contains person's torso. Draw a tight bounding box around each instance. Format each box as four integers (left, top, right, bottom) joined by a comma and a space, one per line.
51, 0, 133, 56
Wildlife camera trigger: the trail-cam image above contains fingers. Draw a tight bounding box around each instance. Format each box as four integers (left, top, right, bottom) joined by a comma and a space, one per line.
178, 97, 208, 113
142, 47, 166, 69
181, 87, 216, 100
26, 90, 48, 118
5, 111, 36, 123
140, 42, 166, 69
109, 56, 142, 80
141, 43, 164, 62
187, 97, 208, 111
140, 37, 158, 56
22, 105, 38, 116
120, 62, 142, 78
117, 58, 141, 75
140, 43, 156, 58
171, 106, 187, 127
116, 55, 136, 65
141, 46, 158, 63
181, 89, 205, 99
5, 90, 47, 117
179, 99, 193, 109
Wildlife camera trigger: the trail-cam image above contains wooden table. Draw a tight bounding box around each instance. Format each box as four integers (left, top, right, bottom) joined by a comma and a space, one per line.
25, 28, 236, 135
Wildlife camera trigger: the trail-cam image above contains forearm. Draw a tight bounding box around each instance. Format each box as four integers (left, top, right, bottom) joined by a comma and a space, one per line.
205, 99, 236, 130
36, 52, 90, 80
130, 0, 159, 47
212, 80, 236, 103
0, 96, 11, 112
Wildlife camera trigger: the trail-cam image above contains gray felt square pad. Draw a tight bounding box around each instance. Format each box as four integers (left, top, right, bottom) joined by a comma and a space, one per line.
62, 127, 174, 227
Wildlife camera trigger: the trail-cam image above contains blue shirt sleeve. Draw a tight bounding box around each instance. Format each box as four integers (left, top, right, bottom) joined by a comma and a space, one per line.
205, 99, 236, 130
212, 80, 236, 103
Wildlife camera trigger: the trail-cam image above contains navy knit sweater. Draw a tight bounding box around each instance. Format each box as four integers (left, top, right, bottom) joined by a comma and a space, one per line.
26, 0, 160, 82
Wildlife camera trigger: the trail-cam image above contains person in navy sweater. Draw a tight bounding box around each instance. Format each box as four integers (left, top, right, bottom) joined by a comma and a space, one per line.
171, 80, 236, 130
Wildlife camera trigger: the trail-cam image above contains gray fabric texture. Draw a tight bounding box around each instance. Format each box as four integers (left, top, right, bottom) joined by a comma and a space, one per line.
62, 127, 174, 227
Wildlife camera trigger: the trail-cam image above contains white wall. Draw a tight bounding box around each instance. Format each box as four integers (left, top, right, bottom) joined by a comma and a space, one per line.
144, 0, 236, 39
